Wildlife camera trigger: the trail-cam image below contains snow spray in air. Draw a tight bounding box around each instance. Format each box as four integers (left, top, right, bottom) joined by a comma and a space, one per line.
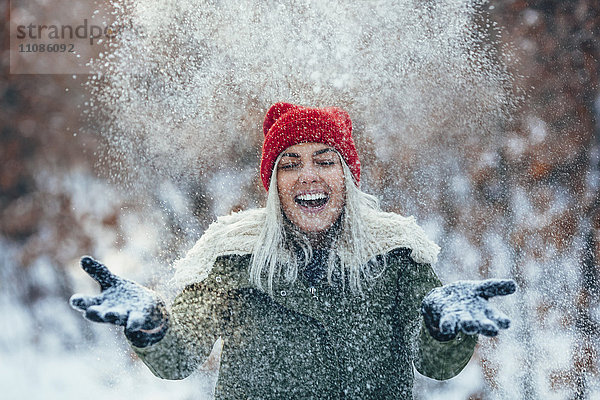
87, 0, 514, 192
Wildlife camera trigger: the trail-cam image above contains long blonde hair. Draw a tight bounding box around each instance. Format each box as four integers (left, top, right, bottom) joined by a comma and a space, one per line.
249, 152, 385, 295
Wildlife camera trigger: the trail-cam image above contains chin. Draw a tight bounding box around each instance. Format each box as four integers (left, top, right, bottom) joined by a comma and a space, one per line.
299, 225, 330, 234
292, 214, 338, 234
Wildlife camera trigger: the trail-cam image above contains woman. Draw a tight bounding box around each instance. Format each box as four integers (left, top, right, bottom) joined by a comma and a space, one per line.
71, 102, 515, 399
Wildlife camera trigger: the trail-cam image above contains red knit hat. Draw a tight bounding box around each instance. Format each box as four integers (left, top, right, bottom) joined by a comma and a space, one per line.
260, 102, 361, 190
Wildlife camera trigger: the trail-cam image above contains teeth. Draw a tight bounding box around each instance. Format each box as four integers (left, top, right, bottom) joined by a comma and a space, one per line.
296, 193, 327, 201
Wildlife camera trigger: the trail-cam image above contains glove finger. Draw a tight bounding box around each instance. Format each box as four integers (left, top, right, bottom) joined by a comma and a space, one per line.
475, 279, 516, 299
439, 312, 460, 336
81, 256, 119, 291
484, 306, 511, 329
457, 311, 481, 335
104, 310, 128, 326
126, 310, 146, 332
467, 306, 499, 335
478, 318, 499, 337
84, 305, 108, 323
70, 294, 101, 311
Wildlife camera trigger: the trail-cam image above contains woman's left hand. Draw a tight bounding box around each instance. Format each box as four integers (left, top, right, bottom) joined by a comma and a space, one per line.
421, 279, 517, 342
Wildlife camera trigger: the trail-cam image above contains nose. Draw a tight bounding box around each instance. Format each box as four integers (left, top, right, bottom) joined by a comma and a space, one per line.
298, 163, 319, 184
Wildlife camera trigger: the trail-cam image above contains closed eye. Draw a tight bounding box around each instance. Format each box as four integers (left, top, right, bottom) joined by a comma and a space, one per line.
316, 160, 336, 166
279, 162, 300, 170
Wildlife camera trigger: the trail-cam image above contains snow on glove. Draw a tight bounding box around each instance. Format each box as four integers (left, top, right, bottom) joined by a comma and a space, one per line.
70, 256, 169, 347
421, 279, 516, 342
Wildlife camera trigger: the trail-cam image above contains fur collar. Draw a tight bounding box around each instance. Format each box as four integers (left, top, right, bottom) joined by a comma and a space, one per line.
173, 207, 440, 289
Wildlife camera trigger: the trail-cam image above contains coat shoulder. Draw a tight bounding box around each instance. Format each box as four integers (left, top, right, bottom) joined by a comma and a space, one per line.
173, 208, 265, 289
362, 209, 440, 266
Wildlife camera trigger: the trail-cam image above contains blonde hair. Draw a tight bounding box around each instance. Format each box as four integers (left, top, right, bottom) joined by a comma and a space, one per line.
249, 151, 385, 295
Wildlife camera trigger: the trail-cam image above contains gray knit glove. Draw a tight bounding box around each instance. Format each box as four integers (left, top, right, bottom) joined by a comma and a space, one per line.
421, 279, 516, 342
70, 256, 168, 347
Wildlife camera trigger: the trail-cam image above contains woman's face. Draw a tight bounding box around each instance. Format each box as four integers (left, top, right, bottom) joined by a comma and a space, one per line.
276, 142, 345, 234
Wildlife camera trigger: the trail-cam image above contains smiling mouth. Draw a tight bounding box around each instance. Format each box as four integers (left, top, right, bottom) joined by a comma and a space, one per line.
294, 193, 330, 208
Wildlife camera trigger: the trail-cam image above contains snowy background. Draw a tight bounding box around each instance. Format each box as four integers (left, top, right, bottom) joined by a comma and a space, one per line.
2, 0, 600, 399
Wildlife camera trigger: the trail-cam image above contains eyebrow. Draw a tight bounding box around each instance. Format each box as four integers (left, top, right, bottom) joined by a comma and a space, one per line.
280, 148, 336, 158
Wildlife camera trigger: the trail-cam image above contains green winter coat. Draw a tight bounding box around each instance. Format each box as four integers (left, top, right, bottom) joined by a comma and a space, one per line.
132, 208, 477, 399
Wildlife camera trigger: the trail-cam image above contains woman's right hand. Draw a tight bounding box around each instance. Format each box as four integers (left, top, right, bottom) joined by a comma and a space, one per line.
70, 256, 169, 347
